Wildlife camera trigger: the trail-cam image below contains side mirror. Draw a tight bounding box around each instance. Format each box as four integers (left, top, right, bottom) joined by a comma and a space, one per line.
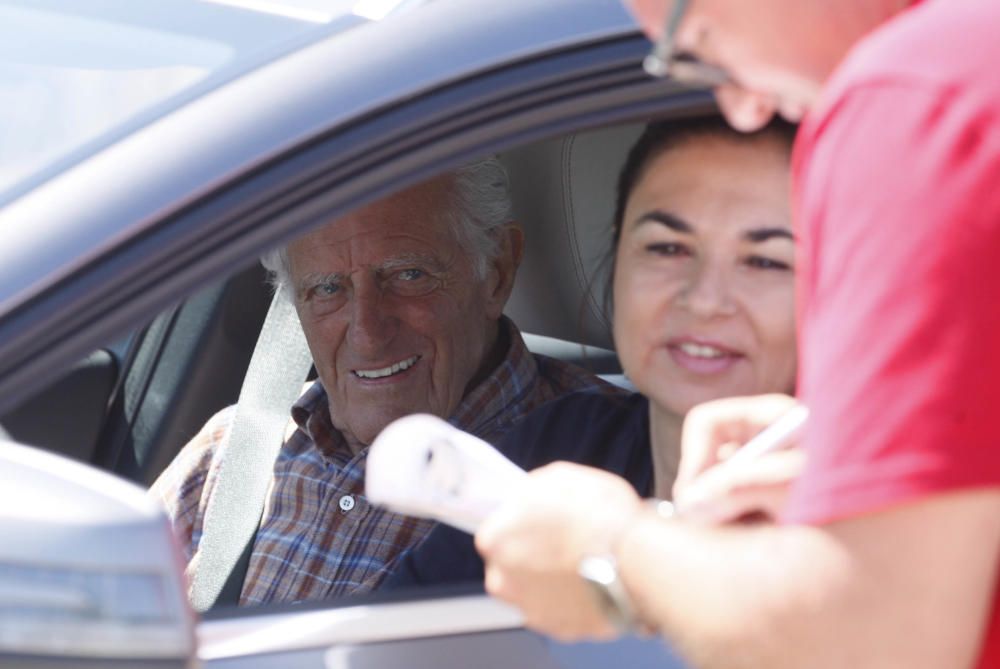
0, 440, 194, 667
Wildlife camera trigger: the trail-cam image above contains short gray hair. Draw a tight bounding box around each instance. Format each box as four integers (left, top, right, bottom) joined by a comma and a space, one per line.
261, 156, 513, 300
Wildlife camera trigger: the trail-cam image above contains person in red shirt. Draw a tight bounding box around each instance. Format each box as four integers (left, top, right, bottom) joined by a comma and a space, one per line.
475, 1, 1000, 667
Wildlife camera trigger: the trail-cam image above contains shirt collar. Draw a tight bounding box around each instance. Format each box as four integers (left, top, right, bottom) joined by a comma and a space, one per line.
447, 316, 538, 435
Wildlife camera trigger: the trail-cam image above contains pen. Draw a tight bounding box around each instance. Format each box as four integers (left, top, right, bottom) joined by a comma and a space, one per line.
719, 403, 809, 470
658, 404, 809, 518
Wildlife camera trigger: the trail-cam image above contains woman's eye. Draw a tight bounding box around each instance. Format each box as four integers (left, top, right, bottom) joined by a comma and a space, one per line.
645, 242, 688, 257
746, 256, 791, 271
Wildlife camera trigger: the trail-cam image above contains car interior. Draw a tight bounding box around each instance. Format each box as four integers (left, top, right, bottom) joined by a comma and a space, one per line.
0, 4, 720, 665
0, 117, 681, 491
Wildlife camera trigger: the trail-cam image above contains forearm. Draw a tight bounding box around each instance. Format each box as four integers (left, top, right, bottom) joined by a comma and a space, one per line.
616, 490, 1000, 669
618, 518, 845, 668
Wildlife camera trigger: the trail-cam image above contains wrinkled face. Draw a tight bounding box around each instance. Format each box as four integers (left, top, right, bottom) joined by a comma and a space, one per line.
613, 136, 796, 417
287, 178, 502, 447
625, 0, 890, 130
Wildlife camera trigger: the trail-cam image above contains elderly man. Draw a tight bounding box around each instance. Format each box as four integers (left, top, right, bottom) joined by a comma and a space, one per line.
151, 157, 613, 606
477, 1, 1000, 668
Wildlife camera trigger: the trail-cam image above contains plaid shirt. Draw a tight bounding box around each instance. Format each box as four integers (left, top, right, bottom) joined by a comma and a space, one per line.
150, 319, 616, 605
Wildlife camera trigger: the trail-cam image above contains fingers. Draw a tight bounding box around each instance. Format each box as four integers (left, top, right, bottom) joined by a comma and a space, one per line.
676, 448, 807, 524
477, 462, 638, 554
674, 393, 799, 500
475, 462, 642, 641
484, 562, 617, 641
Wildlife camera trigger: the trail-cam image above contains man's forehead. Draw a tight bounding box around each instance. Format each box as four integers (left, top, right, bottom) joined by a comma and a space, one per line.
297, 214, 459, 258
288, 214, 462, 278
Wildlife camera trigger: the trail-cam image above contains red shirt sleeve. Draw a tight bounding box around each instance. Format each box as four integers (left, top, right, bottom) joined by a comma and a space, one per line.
786, 79, 1000, 525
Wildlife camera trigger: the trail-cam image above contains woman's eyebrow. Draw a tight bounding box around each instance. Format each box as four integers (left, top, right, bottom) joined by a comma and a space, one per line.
744, 227, 795, 243
634, 210, 693, 233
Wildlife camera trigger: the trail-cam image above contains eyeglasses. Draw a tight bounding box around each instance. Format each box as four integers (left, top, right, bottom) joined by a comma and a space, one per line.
641, 0, 732, 88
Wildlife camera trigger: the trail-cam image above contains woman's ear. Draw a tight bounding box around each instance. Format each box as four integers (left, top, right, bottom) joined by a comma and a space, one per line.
483, 223, 525, 319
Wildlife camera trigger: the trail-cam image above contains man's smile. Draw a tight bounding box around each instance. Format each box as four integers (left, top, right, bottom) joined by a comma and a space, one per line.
352, 355, 421, 380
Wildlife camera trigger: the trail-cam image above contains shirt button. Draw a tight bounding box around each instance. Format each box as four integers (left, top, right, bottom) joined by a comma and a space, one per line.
339, 495, 356, 512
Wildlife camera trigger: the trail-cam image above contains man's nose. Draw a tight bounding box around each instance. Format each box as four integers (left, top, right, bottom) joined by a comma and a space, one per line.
678, 263, 736, 319
714, 85, 777, 133
347, 279, 396, 356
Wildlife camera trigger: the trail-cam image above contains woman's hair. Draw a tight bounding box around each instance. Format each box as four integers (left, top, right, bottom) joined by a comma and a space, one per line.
612, 115, 797, 248
601, 115, 798, 318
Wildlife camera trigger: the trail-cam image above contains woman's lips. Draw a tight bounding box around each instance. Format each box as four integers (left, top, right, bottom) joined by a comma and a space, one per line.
667, 341, 743, 375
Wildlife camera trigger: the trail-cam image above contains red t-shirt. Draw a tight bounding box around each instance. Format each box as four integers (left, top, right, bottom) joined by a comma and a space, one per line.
786, 0, 1000, 664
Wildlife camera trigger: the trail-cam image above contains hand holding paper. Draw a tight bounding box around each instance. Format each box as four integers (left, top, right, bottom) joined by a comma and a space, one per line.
366, 414, 527, 533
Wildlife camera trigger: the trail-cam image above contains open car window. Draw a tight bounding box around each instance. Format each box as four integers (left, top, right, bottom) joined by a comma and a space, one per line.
0, 119, 696, 668
0, 0, 710, 665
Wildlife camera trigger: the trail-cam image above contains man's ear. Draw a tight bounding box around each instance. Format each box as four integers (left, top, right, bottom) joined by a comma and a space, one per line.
483, 223, 524, 320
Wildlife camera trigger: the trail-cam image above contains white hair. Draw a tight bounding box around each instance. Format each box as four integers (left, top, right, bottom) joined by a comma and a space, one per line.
261, 156, 513, 300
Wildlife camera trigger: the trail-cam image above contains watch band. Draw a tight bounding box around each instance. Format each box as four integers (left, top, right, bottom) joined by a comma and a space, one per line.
577, 498, 674, 635
578, 553, 643, 634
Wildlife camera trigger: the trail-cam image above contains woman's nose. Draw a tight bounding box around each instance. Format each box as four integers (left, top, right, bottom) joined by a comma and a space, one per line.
678, 264, 736, 318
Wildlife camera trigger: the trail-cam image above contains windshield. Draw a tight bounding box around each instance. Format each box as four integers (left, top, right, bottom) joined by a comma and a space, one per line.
0, 0, 403, 196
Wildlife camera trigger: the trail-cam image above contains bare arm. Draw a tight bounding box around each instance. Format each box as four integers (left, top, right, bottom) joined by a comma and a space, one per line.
620, 488, 1000, 668
478, 464, 1000, 669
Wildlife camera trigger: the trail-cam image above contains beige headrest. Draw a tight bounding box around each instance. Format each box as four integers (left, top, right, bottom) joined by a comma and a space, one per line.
503, 123, 644, 350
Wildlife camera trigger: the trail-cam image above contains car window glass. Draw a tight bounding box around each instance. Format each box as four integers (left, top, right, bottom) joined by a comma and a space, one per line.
0, 0, 391, 196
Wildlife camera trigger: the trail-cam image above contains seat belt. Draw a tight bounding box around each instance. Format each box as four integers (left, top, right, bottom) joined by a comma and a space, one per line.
212, 508, 261, 609
189, 287, 313, 612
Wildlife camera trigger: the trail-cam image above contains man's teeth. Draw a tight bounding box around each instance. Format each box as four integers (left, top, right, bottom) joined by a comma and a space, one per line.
678, 343, 727, 359
354, 356, 420, 379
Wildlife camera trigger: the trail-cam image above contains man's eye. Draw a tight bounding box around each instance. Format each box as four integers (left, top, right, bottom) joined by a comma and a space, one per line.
646, 242, 688, 257
746, 256, 792, 271
389, 267, 438, 296
397, 268, 425, 281
315, 281, 341, 297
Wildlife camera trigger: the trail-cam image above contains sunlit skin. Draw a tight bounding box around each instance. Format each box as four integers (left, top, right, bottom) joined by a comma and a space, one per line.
286, 176, 521, 451
625, 0, 909, 130
613, 134, 796, 491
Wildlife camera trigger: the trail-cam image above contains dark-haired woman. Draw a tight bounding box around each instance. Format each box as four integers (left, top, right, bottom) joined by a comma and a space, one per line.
382, 116, 797, 589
